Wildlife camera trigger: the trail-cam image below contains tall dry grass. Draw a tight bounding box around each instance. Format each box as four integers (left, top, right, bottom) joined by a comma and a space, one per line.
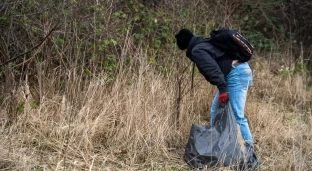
1, 0, 312, 170
1, 45, 312, 170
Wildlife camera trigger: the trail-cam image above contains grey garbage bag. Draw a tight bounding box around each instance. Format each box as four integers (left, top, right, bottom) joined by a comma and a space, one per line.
184, 101, 259, 170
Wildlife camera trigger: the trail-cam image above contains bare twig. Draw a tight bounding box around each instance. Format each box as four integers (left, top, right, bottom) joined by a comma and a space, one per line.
191, 62, 195, 89
176, 60, 181, 129
0, 20, 60, 67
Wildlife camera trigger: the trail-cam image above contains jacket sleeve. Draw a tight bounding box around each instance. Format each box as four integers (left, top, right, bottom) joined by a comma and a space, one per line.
191, 46, 229, 94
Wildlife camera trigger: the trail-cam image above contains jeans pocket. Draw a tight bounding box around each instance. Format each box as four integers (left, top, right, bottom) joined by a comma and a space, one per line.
239, 68, 253, 89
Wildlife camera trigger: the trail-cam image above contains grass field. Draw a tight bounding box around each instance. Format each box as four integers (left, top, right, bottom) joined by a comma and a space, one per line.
0, 50, 311, 171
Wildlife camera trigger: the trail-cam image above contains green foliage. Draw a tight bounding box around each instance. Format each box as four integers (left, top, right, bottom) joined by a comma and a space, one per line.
126, 81, 132, 85
33, 165, 44, 171
57, 38, 65, 45
238, 17, 276, 50
279, 65, 293, 77
181, 8, 190, 19
17, 101, 25, 113
84, 68, 91, 76
0, 17, 9, 25
59, 80, 65, 89
294, 62, 309, 75
158, 66, 168, 74
279, 62, 309, 77
114, 11, 127, 18
236, 1, 288, 51
103, 39, 117, 48
248, 32, 276, 49
29, 102, 38, 108
2, 0, 311, 91
103, 55, 117, 80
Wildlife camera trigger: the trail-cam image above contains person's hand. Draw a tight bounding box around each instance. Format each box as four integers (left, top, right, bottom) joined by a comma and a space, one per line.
219, 92, 229, 103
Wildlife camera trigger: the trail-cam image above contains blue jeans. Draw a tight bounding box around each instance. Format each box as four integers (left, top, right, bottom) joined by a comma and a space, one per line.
210, 62, 253, 146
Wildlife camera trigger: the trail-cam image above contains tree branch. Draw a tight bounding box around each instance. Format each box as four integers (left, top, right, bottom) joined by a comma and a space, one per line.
0, 20, 60, 67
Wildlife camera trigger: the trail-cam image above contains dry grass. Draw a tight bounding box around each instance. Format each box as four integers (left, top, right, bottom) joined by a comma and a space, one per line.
1, 0, 312, 170
0, 51, 312, 171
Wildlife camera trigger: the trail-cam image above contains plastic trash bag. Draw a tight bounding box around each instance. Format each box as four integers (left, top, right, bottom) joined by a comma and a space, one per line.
184, 101, 259, 170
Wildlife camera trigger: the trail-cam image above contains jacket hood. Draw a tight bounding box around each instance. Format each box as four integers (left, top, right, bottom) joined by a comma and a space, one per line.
186, 36, 206, 60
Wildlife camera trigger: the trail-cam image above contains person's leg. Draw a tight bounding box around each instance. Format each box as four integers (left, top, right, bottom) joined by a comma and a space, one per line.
226, 62, 253, 146
210, 92, 219, 125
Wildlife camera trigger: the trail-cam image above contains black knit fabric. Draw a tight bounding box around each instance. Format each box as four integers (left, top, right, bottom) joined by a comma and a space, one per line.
175, 28, 194, 50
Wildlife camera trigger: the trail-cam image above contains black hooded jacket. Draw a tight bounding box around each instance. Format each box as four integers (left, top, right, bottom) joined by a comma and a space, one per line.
186, 36, 233, 94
